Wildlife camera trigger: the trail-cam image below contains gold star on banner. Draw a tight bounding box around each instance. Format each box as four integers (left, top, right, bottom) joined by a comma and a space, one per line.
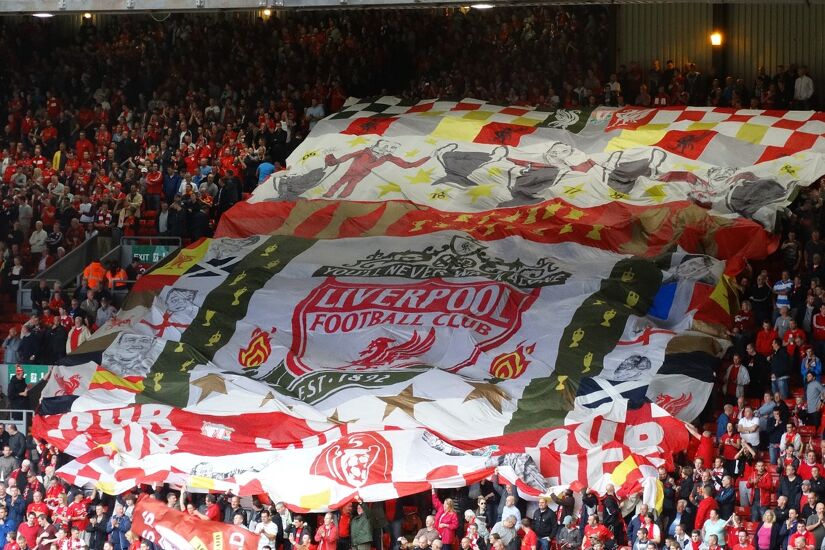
563, 184, 584, 197
543, 203, 563, 219
467, 184, 495, 204
425, 136, 439, 145
327, 409, 346, 424
405, 168, 434, 184
405, 148, 420, 158
463, 381, 510, 414
587, 224, 604, 240
565, 208, 584, 220
410, 220, 428, 232
559, 223, 573, 234
347, 136, 369, 147
487, 166, 502, 178
644, 184, 666, 203
192, 373, 228, 404
377, 182, 401, 198
500, 211, 521, 223
453, 214, 472, 223
260, 391, 275, 407
481, 223, 497, 236
673, 162, 700, 171
378, 385, 433, 420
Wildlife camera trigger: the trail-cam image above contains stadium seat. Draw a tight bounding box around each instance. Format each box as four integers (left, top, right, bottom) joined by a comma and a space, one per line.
735, 506, 751, 518
800, 426, 817, 439
745, 521, 758, 534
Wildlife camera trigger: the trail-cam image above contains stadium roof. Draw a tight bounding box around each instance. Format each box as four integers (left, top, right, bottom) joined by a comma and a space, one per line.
3, 0, 824, 15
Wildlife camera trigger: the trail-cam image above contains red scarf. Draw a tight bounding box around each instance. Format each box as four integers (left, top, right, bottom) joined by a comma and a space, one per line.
69, 327, 83, 350
727, 363, 741, 396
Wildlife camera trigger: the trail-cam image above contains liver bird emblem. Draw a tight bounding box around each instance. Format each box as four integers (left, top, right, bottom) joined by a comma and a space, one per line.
655, 392, 692, 416
54, 373, 81, 396
349, 328, 436, 369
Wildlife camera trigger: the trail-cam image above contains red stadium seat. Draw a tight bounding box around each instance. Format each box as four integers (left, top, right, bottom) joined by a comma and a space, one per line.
735, 506, 751, 518
745, 521, 758, 534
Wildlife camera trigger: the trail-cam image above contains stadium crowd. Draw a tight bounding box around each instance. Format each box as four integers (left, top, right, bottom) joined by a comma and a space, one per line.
0, 6, 822, 550
0, 7, 817, 306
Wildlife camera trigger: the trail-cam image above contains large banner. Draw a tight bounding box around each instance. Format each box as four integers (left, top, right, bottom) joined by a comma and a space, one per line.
34, 231, 722, 508
133, 497, 256, 550
249, 98, 825, 230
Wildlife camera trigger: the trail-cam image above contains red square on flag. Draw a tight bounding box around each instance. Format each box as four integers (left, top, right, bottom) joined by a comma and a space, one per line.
407, 102, 434, 113
474, 122, 537, 146
784, 131, 818, 151
725, 114, 753, 123
501, 107, 530, 116
655, 130, 716, 160
757, 145, 789, 163
772, 118, 806, 131
452, 102, 482, 111
675, 110, 707, 122
341, 116, 398, 136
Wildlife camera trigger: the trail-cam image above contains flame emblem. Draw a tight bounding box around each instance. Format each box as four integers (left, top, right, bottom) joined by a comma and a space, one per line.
489, 341, 535, 380
238, 328, 275, 368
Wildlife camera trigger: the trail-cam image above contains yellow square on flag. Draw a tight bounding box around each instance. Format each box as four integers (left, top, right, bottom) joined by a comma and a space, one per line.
188, 476, 217, 490
462, 110, 494, 121
153, 239, 211, 276
509, 116, 542, 127
299, 489, 332, 509
687, 122, 718, 131
430, 117, 486, 142
606, 125, 669, 151
735, 122, 769, 144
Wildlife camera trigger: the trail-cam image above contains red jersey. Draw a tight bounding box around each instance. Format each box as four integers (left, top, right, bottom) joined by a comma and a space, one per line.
67, 499, 90, 530
720, 433, 741, 460
583, 525, 612, 548
46, 97, 62, 120
205, 503, 221, 522
755, 328, 778, 356
41, 126, 58, 144
519, 529, 537, 550
28, 501, 49, 518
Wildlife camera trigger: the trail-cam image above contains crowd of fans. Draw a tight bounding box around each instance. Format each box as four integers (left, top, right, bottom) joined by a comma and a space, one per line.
0, 6, 822, 550
0, 8, 818, 309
